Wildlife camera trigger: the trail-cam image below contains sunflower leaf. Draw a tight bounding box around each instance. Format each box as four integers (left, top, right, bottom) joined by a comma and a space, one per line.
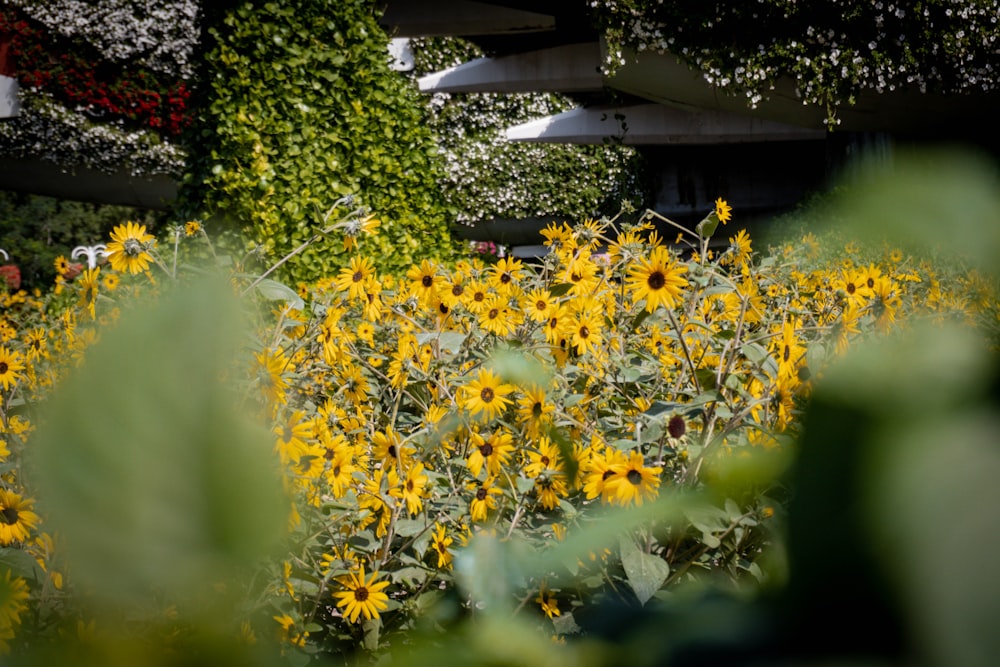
29, 277, 286, 616
619, 536, 669, 606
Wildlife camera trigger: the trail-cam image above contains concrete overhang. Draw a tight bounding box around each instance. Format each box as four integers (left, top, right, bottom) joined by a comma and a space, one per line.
505, 103, 826, 145
0, 76, 19, 119
0, 158, 177, 210
379, 1, 555, 37
609, 48, 1000, 134
419, 42, 602, 94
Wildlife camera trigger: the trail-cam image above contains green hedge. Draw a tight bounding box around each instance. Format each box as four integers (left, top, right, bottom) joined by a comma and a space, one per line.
177, 0, 460, 284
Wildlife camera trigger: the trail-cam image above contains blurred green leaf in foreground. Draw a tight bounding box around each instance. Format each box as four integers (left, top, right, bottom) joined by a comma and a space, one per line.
25, 277, 286, 666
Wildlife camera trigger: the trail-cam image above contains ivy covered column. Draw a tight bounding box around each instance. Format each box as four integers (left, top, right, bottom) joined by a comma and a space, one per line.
178, 0, 460, 283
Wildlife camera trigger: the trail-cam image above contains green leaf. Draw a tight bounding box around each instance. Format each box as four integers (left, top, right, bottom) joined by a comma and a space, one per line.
255, 278, 305, 309
644, 400, 680, 418
696, 213, 719, 239
741, 342, 770, 365
29, 278, 286, 616
619, 536, 670, 606
548, 283, 574, 297
415, 331, 467, 356
0, 548, 44, 580
552, 611, 581, 635
487, 348, 552, 388
394, 519, 427, 537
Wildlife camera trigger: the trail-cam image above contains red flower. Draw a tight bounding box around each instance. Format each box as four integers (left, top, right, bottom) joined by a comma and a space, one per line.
0, 265, 21, 291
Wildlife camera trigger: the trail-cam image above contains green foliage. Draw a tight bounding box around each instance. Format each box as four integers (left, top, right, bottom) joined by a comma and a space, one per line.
590, 0, 1000, 127
177, 0, 460, 284
0, 191, 159, 290
29, 277, 285, 615
410, 37, 647, 226
3, 149, 999, 665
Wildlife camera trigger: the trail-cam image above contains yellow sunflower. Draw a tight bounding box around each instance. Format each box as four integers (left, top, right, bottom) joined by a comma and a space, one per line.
478, 295, 520, 336
459, 368, 515, 421
715, 197, 733, 224
333, 564, 390, 623
604, 451, 662, 507
0, 568, 30, 638
569, 308, 604, 357
23, 328, 47, 363
0, 488, 40, 545
626, 246, 688, 313
389, 462, 429, 516
102, 271, 120, 291
0, 347, 25, 392
489, 256, 524, 295
254, 347, 292, 407
334, 256, 376, 301
53, 255, 71, 276
406, 259, 441, 305
466, 430, 514, 478
773, 319, 807, 386
105, 222, 156, 274
323, 442, 356, 499
535, 583, 561, 618
78, 267, 100, 319
521, 287, 557, 323
469, 477, 503, 522
429, 522, 453, 569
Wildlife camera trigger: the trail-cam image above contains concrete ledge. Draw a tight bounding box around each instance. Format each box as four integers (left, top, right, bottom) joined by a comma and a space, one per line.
0, 76, 19, 119
609, 48, 1000, 134
419, 42, 602, 93
0, 158, 177, 209
379, 1, 555, 37
505, 103, 826, 145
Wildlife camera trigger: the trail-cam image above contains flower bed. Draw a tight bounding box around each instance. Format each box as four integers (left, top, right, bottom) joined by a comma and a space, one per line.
0, 193, 996, 662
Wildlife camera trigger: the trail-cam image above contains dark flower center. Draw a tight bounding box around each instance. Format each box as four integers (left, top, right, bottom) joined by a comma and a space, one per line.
647, 271, 666, 290
488, 308, 499, 319
474, 291, 485, 302
352, 270, 363, 282
421, 275, 433, 288
479, 443, 494, 457
536, 300, 547, 311
355, 586, 370, 602
540, 455, 550, 465
406, 479, 415, 492
846, 282, 856, 294
667, 415, 687, 439
867, 277, 875, 288
532, 402, 543, 417
579, 326, 590, 339
0, 362, 7, 374
480, 387, 495, 403
627, 469, 643, 485
475, 487, 489, 501
388, 445, 398, 459
783, 345, 791, 362
123, 238, 143, 256
0, 507, 18, 525
601, 470, 614, 481
452, 285, 464, 296
500, 273, 511, 284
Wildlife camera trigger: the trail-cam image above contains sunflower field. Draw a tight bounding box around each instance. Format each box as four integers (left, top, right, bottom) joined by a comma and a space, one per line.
0, 154, 998, 665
